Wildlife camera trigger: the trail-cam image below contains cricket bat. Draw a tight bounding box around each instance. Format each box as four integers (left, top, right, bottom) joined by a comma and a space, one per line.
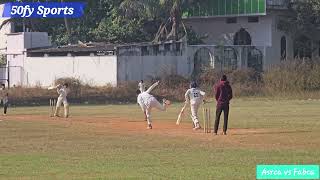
47, 84, 60, 90
176, 103, 188, 125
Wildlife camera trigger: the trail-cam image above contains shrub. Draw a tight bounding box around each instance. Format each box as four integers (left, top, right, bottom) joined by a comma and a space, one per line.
7, 60, 320, 106
55, 77, 82, 98
198, 68, 263, 97
263, 60, 320, 95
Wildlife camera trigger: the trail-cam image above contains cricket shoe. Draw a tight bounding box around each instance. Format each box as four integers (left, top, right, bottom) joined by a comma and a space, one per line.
193, 122, 201, 130
163, 99, 171, 106
222, 132, 227, 135
147, 124, 153, 129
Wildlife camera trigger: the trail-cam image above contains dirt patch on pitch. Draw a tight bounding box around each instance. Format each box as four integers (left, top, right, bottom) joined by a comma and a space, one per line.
3, 114, 266, 134
2, 114, 316, 149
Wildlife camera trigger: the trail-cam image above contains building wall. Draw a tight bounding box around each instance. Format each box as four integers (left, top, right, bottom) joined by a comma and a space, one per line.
184, 12, 296, 70
264, 11, 294, 68
6, 54, 25, 87
4, 32, 52, 87
184, 15, 273, 46
188, 45, 267, 72
23, 56, 117, 87
5, 32, 191, 87
6, 32, 51, 55
24, 32, 52, 49
117, 43, 190, 82
117, 55, 189, 81
184, 15, 273, 70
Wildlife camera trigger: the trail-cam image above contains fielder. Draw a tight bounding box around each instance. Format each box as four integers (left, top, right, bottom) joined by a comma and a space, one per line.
54, 83, 70, 118
0, 84, 8, 115
3, 93, 8, 115
184, 81, 205, 130
136, 81, 170, 129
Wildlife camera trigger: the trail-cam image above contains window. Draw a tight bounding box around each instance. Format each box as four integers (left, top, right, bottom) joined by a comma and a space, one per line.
226, 17, 237, 24
294, 36, 312, 59
234, 28, 252, 45
281, 36, 287, 60
248, 16, 259, 23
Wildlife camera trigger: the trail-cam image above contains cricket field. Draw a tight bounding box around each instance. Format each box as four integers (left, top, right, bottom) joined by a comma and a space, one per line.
0, 99, 319, 179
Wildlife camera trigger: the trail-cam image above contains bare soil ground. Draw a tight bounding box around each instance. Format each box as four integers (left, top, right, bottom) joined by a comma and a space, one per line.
3, 114, 316, 150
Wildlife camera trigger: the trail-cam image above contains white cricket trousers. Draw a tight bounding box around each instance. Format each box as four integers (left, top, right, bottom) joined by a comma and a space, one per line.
190, 102, 201, 125
54, 97, 69, 117
146, 97, 166, 125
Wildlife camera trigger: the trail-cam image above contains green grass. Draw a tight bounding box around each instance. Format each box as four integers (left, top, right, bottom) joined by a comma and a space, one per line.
0, 99, 320, 179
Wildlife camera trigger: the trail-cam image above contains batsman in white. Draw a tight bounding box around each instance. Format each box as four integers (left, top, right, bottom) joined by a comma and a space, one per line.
136, 81, 170, 129
54, 83, 70, 118
184, 81, 206, 130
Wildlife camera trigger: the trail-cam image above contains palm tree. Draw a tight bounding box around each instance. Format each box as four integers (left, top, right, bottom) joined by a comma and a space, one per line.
60, 0, 72, 43
118, 0, 193, 42
0, 18, 40, 32
155, 0, 193, 42
0, 0, 44, 32
165, 0, 181, 40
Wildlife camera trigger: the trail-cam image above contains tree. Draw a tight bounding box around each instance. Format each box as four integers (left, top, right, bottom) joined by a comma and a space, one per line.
116, 0, 196, 42
278, 0, 320, 57
154, 0, 194, 42
278, 0, 320, 37
60, 0, 72, 43
0, 18, 39, 32
0, 0, 202, 45
165, 0, 182, 40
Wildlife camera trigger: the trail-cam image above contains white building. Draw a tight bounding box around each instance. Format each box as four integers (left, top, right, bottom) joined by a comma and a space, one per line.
4, 32, 189, 87
183, 0, 320, 73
